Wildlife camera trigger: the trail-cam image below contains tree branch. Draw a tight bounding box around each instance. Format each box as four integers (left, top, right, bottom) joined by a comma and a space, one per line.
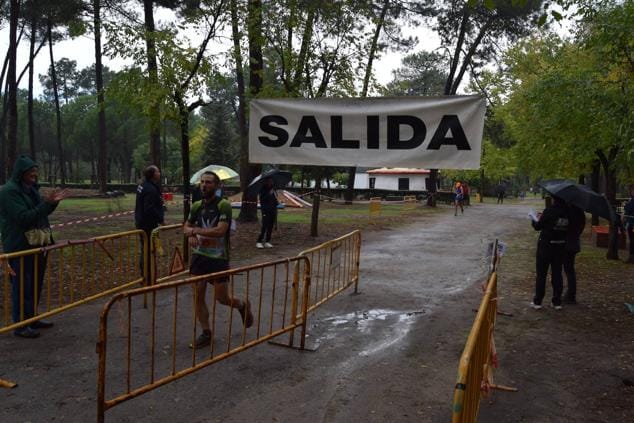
450, 16, 493, 94
181, 0, 225, 92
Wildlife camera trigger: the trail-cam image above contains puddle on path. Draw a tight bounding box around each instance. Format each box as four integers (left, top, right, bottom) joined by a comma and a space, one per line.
310, 308, 427, 357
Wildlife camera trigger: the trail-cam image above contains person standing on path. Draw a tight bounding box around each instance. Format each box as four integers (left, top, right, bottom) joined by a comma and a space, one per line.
463, 183, 471, 206
0, 155, 70, 338
563, 204, 586, 304
624, 185, 634, 263
496, 183, 506, 204
183, 171, 253, 348
134, 165, 165, 280
256, 177, 279, 248
454, 181, 464, 216
530, 196, 569, 310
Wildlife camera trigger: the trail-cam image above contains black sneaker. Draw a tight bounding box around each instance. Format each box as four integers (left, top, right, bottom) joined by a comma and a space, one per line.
30, 320, 54, 329
189, 331, 211, 349
239, 300, 254, 328
14, 327, 40, 339
563, 297, 577, 305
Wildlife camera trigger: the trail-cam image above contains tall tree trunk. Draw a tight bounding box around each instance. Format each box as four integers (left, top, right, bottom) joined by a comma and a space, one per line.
143, 0, 161, 166
345, 0, 391, 205
6, 0, 20, 178
230, 0, 250, 219
178, 103, 190, 222
177, 95, 191, 268
479, 167, 485, 203
94, 0, 108, 192
238, 0, 263, 222
0, 90, 9, 184
427, 4, 473, 207
596, 148, 619, 260
311, 174, 322, 237
27, 14, 37, 160
591, 160, 600, 226
48, 21, 65, 186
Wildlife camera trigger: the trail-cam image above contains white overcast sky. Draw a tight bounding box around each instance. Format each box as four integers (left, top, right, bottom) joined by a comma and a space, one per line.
1, 8, 441, 96
1, 6, 573, 97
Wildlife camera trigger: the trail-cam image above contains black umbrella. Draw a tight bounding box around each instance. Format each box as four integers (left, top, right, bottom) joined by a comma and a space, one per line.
540, 180, 616, 222
247, 169, 293, 196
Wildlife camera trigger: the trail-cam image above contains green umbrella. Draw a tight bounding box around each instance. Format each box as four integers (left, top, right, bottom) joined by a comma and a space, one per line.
190, 164, 239, 184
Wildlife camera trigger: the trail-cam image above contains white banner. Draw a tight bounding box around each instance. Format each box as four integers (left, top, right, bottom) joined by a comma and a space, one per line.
249, 96, 486, 169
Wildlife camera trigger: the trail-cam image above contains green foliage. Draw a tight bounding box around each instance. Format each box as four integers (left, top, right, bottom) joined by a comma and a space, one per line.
382, 51, 447, 96
494, 0, 634, 185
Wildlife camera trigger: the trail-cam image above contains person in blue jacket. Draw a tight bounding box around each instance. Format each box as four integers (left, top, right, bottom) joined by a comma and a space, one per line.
134, 165, 165, 278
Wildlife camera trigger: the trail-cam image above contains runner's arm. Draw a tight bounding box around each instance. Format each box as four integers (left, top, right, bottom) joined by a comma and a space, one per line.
191, 222, 229, 237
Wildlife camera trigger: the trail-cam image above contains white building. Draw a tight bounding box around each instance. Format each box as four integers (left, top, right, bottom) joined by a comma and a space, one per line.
354, 168, 431, 191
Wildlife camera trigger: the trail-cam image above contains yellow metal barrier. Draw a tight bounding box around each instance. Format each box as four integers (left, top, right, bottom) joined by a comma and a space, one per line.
403, 195, 417, 212
297, 230, 361, 313
451, 271, 498, 422
452, 240, 516, 422
369, 197, 381, 223
0, 230, 148, 335
150, 224, 190, 284
97, 256, 311, 423
0, 378, 17, 388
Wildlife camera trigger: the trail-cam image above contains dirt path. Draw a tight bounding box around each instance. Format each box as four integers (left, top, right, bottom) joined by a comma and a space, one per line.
1, 200, 632, 422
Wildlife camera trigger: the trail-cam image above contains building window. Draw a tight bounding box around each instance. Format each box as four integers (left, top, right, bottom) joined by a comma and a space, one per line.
369, 177, 376, 189
398, 178, 409, 191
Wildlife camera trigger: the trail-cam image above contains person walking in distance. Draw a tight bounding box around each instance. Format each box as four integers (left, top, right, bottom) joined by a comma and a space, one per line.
563, 204, 586, 304
183, 171, 253, 348
454, 181, 464, 216
256, 177, 279, 248
530, 196, 569, 310
463, 182, 470, 206
0, 155, 70, 338
134, 165, 165, 280
496, 183, 506, 204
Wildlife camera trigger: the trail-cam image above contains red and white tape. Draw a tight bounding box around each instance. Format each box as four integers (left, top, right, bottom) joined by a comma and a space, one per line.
50, 199, 181, 229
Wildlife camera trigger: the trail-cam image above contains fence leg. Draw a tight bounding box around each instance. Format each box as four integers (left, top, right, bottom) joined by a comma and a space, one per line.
0, 378, 17, 389
299, 260, 311, 350
353, 233, 361, 294
287, 262, 300, 348
490, 384, 518, 392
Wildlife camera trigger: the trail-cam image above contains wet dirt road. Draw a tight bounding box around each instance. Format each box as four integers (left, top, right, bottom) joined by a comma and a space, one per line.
0, 201, 534, 422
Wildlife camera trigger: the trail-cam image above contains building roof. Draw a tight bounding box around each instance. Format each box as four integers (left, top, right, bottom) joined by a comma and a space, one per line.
366, 168, 431, 175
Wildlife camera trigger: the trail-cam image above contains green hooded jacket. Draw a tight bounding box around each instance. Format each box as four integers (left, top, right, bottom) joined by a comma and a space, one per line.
0, 155, 58, 253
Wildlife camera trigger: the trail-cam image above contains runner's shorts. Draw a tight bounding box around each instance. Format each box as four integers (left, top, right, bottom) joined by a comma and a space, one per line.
190, 254, 229, 283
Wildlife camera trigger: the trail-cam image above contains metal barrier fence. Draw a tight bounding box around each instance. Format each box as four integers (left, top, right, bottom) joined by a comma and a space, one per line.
96, 230, 362, 421
97, 256, 311, 423
297, 230, 361, 312
369, 197, 381, 223
451, 271, 498, 422
0, 230, 148, 335
451, 239, 515, 422
151, 224, 189, 283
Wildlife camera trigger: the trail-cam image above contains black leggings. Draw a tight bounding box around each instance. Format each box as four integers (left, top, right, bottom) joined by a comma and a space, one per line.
257, 210, 276, 243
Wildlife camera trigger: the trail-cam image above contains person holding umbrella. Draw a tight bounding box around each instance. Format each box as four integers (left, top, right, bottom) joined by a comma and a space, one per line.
563, 204, 586, 304
247, 169, 291, 249
530, 195, 569, 310
256, 177, 279, 249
